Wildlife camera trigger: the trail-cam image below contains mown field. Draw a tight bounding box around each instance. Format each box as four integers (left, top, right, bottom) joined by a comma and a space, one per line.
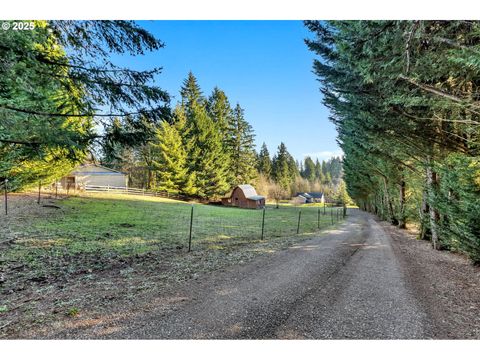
1, 192, 346, 283
0, 192, 347, 337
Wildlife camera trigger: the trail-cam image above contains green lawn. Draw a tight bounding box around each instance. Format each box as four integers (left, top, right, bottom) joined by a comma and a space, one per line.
3, 193, 345, 279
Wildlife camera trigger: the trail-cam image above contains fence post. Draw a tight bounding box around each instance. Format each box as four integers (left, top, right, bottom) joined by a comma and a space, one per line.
297, 210, 302, 234
331, 208, 334, 225
343, 204, 347, 218
261, 207, 266, 240
55, 180, 58, 199
188, 205, 194, 252
317, 207, 320, 229
4, 179, 8, 215
37, 181, 41, 204
324, 202, 326, 215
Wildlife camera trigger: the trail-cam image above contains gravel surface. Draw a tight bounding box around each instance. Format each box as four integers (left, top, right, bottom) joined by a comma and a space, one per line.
33, 209, 480, 340
12, 209, 479, 339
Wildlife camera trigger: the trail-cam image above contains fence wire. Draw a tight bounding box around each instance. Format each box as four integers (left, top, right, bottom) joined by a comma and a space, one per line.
1, 190, 347, 259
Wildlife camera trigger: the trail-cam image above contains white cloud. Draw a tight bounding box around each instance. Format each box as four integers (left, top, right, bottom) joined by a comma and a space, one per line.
301, 149, 344, 161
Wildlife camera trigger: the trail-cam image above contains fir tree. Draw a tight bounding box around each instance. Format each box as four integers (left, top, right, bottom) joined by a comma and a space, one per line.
314, 159, 324, 182
257, 142, 272, 179
226, 103, 258, 185
207, 87, 232, 135
151, 121, 193, 195
272, 142, 295, 191
188, 102, 230, 199
180, 72, 204, 111
303, 156, 316, 182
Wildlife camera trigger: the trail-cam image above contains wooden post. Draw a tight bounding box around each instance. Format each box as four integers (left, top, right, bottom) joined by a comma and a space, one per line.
55, 180, 58, 199
261, 207, 266, 240
324, 202, 326, 215
331, 208, 333, 225
188, 205, 194, 252
37, 181, 41, 204
297, 210, 302, 234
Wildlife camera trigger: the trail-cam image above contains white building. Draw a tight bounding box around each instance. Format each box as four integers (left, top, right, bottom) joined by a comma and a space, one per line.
61, 164, 128, 190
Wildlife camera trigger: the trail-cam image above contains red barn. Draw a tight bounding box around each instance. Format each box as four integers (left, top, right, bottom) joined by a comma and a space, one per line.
221, 184, 265, 209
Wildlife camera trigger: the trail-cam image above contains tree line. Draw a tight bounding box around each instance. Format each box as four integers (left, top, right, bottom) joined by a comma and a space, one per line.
102, 72, 257, 199
306, 20, 480, 263
103, 72, 346, 202
0, 20, 347, 205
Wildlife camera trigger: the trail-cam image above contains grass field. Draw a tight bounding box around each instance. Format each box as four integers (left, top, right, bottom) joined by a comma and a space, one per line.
0, 192, 347, 335
2, 192, 345, 277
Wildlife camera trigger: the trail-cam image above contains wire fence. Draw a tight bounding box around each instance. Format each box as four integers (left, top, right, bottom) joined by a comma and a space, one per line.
189, 204, 347, 251
0, 181, 348, 257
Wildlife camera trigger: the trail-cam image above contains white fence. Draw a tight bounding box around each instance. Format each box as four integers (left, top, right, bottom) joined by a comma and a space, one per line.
84, 185, 189, 200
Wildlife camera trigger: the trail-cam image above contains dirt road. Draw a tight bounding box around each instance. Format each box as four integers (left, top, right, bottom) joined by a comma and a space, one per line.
37, 210, 480, 339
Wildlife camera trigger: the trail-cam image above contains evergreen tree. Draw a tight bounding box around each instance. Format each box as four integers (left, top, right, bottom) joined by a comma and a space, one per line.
303, 156, 316, 182
151, 121, 195, 195
207, 87, 232, 135
272, 142, 295, 191
226, 103, 258, 185
257, 142, 272, 179
305, 20, 480, 261
180, 72, 205, 112
188, 102, 230, 199
1, 20, 170, 190
314, 159, 324, 182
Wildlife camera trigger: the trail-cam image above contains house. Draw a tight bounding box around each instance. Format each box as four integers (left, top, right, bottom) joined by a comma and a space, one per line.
221, 184, 266, 209
294, 192, 325, 204
60, 164, 128, 190
307, 192, 325, 203
291, 194, 308, 205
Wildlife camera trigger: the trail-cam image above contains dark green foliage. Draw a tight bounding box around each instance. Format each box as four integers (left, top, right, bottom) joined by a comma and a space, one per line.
272, 142, 295, 190
257, 143, 273, 179
303, 156, 316, 182
306, 20, 480, 262
226, 104, 258, 185
1, 20, 169, 190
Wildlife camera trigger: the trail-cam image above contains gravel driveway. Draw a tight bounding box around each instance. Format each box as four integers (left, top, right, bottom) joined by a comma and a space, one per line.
36, 210, 480, 339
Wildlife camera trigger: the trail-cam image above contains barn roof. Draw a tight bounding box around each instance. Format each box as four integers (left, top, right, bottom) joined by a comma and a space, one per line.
248, 195, 265, 201
71, 164, 127, 175
296, 192, 313, 199
307, 192, 324, 198
237, 184, 258, 198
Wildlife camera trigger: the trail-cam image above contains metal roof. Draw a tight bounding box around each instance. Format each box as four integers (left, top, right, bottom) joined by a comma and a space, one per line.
236, 184, 258, 198
71, 164, 127, 175
247, 195, 265, 201
307, 192, 324, 198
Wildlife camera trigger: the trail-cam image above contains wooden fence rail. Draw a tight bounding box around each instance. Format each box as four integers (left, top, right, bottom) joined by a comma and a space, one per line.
84, 185, 190, 201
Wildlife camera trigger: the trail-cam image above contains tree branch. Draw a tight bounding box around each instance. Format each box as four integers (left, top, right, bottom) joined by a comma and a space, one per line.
398, 75, 480, 110
0, 104, 154, 118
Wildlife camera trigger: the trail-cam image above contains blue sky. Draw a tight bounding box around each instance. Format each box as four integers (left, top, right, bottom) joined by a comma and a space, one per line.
115, 20, 342, 162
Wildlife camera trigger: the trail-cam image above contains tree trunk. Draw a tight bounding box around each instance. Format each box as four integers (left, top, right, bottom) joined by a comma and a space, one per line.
426, 164, 440, 249
398, 180, 406, 229
383, 177, 397, 225
420, 188, 430, 240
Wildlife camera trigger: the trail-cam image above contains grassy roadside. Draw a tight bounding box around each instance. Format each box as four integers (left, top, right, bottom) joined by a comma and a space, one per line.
0, 192, 346, 338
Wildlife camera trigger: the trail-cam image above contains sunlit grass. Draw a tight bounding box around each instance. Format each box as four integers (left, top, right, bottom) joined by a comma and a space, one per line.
4, 193, 345, 277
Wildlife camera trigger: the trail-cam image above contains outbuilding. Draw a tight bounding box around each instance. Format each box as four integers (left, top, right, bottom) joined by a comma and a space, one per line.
294, 192, 325, 204
291, 194, 308, 205
221, 184, 266, 209
61, 164, 128, 190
